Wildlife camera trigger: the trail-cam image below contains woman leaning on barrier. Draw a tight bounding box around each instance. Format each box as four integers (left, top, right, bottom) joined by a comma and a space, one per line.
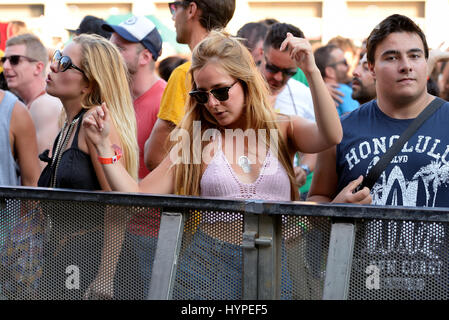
83, 30, 343, 299
37, 34, 140, 300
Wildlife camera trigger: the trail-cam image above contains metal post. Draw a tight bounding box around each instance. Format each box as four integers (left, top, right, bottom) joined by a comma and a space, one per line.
242, 213, 259, 300
147, 211, 185, 300
257, 214, 281, 300
322, 220, 356, 300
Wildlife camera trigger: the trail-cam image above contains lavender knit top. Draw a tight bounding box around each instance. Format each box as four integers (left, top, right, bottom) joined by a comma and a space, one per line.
200, 148, 291, 201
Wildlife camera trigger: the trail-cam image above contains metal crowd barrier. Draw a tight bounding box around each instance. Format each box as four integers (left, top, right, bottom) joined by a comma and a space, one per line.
0, 186, 449, 300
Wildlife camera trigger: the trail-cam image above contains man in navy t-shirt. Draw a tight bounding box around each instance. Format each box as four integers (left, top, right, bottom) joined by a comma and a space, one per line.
308, 14, 449, 299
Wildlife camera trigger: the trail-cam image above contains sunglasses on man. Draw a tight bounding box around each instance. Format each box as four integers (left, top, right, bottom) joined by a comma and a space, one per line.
328, 59, 348, 68
264, 58, 297, 77
168, 1, 185, 15
52, 50, 86, 77
0, 55, 37, 66
189, 81, 238, 104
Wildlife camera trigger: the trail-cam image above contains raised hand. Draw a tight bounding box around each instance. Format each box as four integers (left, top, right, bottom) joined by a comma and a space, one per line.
280, 32, 317, 74
83, 102, 111, 151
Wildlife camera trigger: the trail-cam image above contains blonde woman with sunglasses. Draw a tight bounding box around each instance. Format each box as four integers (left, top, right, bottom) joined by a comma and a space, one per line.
84, 31, 341, 298
38, 34, 139, 299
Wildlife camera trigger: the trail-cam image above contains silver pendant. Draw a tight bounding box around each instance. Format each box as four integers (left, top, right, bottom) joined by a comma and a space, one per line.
238, 155, 251, 173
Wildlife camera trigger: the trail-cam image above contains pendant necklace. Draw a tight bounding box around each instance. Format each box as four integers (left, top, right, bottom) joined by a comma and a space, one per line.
238, 155, 252, 173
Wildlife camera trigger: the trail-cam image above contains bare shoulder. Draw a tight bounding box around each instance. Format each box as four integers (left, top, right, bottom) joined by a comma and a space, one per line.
29, 93, 63, 114
11, 99, 34, 132
275, 113, 300, 137
276, 113, 291, 131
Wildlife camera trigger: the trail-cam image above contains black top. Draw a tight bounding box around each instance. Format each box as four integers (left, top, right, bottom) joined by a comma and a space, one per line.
38, 110, 101, 191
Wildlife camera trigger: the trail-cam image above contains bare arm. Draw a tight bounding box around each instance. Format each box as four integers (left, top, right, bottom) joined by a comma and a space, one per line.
28, 96, 62, 170
83, 104, 175, 195
10, 102, 40, 186
281, 33, 343, 151
143, 118, 175, 171
307, 147, 371, 204
83, 106, 173, 299
427, 46, 449, 78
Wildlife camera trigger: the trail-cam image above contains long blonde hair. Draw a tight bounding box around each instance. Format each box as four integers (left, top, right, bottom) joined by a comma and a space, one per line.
173, 31, 298, 200
73, 34, 139, 181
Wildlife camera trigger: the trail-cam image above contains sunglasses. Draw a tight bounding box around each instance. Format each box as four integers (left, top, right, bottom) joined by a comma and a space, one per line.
329, 59, 348, 68
264, 59, 297, 77
0, 55, 37, 66
52, 50, 86, 77
168, 1, 184, 15
189, 81, 238, 104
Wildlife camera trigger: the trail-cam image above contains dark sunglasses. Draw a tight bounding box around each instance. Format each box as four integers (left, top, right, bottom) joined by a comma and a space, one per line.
168, 1, 184, 15
329, 59, 348, 68
0, 55, 37, 66
264, 59, 297, 77
189, 81, 238, 104
52, 50, 86, 77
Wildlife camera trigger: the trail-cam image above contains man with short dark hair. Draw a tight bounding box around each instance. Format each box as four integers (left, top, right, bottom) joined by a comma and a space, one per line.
315, 44, 359, 116
3, 33, 62, 170
259, 22, 316, 197
351, 53, 376, 104
308, 13, 449, 207
144, 0, 236, 171
308, 14, 449, 299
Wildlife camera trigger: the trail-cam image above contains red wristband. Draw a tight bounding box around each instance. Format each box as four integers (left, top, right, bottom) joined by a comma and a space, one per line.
98, 144, 122, 164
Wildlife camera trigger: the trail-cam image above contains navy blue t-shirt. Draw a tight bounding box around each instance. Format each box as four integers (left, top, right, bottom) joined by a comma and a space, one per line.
336, 99, 449, 298
337, 99, 449, 208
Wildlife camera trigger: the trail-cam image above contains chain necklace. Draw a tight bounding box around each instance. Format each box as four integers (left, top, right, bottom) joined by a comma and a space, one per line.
49, 115, 81, 188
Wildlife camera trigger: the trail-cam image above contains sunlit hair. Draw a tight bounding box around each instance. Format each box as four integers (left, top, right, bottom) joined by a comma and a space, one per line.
173, 31, 298, 200
73, 34, 138, 180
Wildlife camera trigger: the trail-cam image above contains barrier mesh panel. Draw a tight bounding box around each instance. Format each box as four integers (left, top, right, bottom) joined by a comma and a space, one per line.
349, 219, 449, 300
0, 198, 161, 300
172, 210, 244, 300
282, 215, 331, 300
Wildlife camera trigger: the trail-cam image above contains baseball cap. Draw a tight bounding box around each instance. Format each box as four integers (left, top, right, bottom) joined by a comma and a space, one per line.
102, 16, 162, 61
67, 15, 112, 39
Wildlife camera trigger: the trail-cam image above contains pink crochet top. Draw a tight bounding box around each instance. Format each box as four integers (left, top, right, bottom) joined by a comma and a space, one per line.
200, 148, 291, 202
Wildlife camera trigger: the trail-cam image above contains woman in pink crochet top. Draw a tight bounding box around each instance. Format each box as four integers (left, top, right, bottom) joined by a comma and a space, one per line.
83, 31, 343, 299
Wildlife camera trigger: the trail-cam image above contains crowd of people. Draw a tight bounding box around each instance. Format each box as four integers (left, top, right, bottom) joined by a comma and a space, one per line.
1, 0, 449, 300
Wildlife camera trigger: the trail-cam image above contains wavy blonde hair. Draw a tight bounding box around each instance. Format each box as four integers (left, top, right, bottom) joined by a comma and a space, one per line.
73, 34, 139, 181
173, 31, 298, 200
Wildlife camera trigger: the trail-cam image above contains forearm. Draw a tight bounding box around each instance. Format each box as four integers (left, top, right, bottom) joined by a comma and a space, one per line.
96, 141, 140, 193
304, 68, 343, 145
95, 206, 132, 281
144, 119, 174, 171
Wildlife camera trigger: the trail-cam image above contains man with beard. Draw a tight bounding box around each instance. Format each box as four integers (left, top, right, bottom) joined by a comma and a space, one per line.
351, 53, 376, 104
315, 44, 360, 116
103, 16, 166, 179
